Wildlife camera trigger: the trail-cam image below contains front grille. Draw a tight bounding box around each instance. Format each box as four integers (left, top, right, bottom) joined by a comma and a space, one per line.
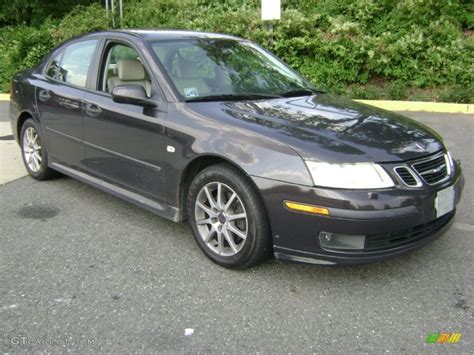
412, 153, 449, 185
365, 212, 453, 251
394, 166, 420, 187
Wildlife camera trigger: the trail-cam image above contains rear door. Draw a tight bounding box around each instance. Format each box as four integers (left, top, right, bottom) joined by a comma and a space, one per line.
82, 40, 168, 201
37, 39, 99, 167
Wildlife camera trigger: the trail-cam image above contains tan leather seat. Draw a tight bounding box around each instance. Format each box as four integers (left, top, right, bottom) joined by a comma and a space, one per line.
107, 59, 151, 97
172, 59, 211, 97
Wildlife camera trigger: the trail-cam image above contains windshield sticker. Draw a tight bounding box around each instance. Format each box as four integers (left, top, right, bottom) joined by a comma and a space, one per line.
184, 87, 199, 98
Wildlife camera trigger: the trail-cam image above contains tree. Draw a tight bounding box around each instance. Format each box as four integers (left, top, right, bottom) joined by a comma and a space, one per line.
0, 0, 100, 26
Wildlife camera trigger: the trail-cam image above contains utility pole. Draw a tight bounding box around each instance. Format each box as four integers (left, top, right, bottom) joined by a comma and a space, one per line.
105, 0, 109, 26
119, 0, 123, 28
261, 0, 280, 48
111, 0, 115, 28
105, 0, 122, 28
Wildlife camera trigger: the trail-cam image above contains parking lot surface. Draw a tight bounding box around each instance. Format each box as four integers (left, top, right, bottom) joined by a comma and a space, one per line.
1, 104, 473, 352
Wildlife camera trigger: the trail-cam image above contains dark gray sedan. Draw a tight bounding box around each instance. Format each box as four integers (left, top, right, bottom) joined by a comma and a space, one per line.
9, 30, 464, 268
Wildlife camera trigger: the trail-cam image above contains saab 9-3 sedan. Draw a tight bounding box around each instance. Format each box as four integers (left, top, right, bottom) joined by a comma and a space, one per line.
10, 30, 464, 268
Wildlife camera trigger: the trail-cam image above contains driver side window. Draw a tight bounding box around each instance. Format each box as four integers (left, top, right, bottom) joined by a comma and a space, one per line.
100, 43, 152, 97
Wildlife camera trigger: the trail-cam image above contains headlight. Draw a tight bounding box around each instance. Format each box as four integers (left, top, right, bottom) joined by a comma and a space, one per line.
304, 161, 394, 189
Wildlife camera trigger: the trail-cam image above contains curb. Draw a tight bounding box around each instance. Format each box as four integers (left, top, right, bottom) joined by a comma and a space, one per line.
0, 94, 472, 114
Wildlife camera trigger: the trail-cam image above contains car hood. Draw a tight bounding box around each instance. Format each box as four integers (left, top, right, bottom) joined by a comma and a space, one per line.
188, 94, 445, 163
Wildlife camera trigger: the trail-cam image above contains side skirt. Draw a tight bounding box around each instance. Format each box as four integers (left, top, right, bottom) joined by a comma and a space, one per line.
49, 161, 182, 222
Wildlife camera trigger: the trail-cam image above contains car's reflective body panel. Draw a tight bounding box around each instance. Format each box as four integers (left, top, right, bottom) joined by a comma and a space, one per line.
217, 94, 445, 163
253, 164, 463, 265
10, 30, 464, 265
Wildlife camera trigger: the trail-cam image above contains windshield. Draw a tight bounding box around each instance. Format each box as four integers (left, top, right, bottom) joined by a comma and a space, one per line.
150, 39, 316, 101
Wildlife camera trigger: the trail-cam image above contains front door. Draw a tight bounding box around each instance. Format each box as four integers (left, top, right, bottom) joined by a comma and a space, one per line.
82, 42, 167, 201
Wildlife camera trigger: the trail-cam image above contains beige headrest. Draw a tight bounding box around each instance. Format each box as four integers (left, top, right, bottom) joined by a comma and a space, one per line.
117, 59, 145, 81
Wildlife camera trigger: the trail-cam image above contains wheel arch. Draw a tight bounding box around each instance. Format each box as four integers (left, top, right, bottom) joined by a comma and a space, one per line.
16, 110, 34, 142
178, 154, 264, 222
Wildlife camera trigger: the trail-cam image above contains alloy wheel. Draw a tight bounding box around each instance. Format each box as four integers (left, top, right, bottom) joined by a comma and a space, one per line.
23, 126, 42, 173
194, 181, 248, 256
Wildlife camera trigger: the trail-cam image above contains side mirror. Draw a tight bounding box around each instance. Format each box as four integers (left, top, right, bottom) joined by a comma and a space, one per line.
111, 84, 156, 107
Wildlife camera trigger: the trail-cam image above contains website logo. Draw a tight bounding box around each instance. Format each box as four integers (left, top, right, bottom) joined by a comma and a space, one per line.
426, 333, 462, 344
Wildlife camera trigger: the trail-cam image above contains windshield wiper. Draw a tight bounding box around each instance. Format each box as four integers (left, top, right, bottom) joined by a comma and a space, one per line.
185, 93, 281, 102
279, 89, 321, 97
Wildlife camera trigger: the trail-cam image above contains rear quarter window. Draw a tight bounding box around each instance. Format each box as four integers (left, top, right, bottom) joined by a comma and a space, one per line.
46, 39, 98, 88
46, 52, 63, 79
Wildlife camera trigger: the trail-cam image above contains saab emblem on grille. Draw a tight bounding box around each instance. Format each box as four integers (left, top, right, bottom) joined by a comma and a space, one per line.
421, 166, 443, 175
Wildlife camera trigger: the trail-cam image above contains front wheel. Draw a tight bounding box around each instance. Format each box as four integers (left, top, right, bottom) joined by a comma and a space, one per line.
187, 163, 271, 269
20, 119, 58, 180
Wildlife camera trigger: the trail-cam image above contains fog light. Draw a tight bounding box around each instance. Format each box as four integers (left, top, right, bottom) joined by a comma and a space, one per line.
319, 232, 366, 250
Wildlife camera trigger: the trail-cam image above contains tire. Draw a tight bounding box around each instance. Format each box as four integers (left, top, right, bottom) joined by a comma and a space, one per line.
20, 119, 58, 180
187, 163, 272, 269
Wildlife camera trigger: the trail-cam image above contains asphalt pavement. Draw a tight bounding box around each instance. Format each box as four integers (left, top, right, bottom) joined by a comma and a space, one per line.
1, 102, 473, 353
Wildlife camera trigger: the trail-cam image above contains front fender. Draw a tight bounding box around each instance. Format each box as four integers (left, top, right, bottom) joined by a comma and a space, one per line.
164, 103, 313, 207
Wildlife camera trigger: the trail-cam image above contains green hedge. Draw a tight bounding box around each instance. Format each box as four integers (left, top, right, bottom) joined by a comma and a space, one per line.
1, 0, 473, 102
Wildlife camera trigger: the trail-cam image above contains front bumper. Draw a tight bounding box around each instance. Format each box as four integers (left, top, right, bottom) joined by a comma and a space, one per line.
252, 163, 464, 266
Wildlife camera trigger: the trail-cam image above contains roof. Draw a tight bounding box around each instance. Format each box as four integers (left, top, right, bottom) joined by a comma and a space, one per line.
99, 29, 243, 41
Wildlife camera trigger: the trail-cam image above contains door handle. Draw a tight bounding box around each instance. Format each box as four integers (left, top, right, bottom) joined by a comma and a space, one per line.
38, 90, 52, 102
61, 101, 80, 110
84, 102, 102, 117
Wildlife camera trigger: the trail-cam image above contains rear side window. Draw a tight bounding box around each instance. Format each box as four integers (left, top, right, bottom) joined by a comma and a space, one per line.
46, 39, 98, 88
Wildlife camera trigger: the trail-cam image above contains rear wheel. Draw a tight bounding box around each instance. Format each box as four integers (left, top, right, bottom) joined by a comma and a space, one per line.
20, 119, 58, 180
187, 163, 271, 269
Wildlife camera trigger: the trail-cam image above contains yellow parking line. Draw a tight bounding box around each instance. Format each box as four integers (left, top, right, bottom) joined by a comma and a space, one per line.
0, 94, 10, 101
355, 100, 471, 114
